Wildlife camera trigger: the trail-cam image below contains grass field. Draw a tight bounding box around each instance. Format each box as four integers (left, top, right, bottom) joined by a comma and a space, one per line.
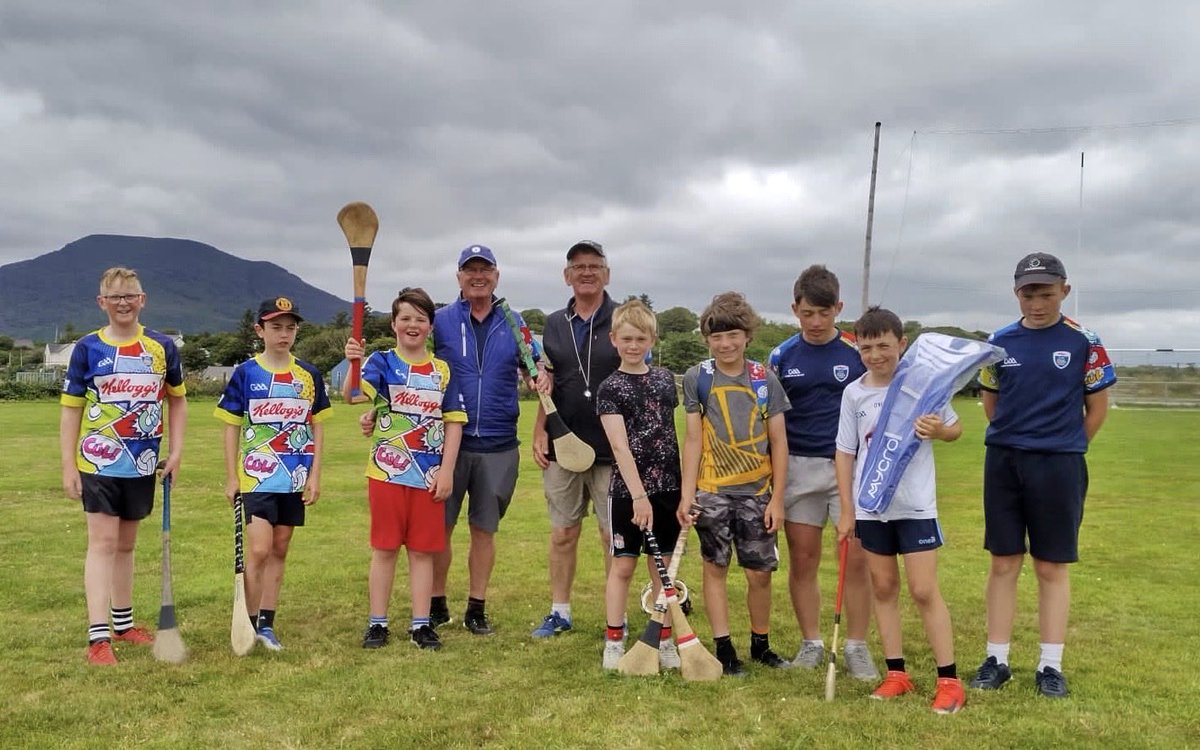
2, 399, 1197, 749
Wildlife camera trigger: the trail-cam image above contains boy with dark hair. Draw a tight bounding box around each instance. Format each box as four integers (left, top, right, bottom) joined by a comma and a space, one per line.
596, 300, 682, 669
768, 265, 876, 678
678, 292, 791, 676
215, 297, 331, 651
835, 306, 966, 713
346, 287, 467, 651
60, 266, 188, 665
970, 253, 1116, 698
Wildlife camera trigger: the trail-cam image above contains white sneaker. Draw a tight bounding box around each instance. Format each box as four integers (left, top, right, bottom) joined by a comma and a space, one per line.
602, 639, 625, 670
659, 641, 681, 669
843, 641, 880, 681
793, 641, 824, 669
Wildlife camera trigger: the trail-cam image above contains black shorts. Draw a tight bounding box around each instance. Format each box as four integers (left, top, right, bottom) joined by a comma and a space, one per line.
81, 474, 156, 521
243, 492, 306, 527
856, 518, 944, 556
609, 489, 683, 559
983, 445, 1088, 563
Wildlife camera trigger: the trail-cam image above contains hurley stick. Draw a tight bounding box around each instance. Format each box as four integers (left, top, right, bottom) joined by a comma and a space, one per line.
230, 492, 257, 656
151, 469, 187, 664
617, 527, 690, 676
645, 529, 723, 682
337, 201, 379, 402
825, 537, 850, 701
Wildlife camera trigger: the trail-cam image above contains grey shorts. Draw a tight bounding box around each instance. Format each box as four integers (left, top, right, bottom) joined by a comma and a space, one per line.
694, 491, 779, 571
783, 455, 840, 526
543, 461, 612, 531
444, 448, 519, 534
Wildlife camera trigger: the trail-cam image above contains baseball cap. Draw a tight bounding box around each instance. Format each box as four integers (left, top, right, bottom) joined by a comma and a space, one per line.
1014, 252, 1067, 289
566, 240, 605, 260
457, 245, 498, 268
257, 296, 303, 323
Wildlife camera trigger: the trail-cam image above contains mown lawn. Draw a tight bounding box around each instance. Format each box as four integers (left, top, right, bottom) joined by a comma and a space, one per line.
0, 399, 1196, 749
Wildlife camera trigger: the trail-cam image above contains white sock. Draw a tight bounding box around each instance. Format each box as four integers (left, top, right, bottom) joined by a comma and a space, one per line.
1038, 643, 1064, 673
844, 639, 866, 650
551, 602, 571, 621
805, 639, 825, 649
986, 641, 1010, 666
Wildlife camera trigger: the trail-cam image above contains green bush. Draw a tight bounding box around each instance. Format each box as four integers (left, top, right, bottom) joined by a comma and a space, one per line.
0, 381, 60, 401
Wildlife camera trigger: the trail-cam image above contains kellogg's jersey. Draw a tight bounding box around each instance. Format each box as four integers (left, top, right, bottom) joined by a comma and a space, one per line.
361, 350, 468, 489
979, 316, 1117, 453
769, 331, 866, 458
214, 355, 332, 493
61, 326, 187, 477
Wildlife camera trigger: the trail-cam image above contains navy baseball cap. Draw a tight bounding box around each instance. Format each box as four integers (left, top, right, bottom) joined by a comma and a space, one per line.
1014, 252, 1067, 289
257, 296, 303, 323
457, 245, 498, 268
566, 240, 605, 260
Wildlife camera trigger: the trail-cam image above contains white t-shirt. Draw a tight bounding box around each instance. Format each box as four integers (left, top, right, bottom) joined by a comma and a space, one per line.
835, 375, 959, 522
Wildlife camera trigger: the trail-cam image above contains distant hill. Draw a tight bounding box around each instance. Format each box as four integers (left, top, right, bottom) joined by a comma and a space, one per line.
0, 235, 350, 340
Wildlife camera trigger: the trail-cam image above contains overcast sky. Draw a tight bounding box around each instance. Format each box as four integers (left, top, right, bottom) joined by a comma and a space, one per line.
3, 1, 1199, 355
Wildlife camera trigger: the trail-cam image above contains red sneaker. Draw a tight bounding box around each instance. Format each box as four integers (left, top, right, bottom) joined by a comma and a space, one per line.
931, 677, 966, 714
871, 670, 915, 699
87, 640, 118, 666
113, 626, 155, 645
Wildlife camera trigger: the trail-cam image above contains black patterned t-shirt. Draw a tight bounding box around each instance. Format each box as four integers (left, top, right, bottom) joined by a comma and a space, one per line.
595, 367, 682, 500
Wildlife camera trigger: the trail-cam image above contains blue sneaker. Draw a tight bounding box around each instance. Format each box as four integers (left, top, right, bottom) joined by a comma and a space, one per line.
531, 612, 572, 638
256, 627, 283, 651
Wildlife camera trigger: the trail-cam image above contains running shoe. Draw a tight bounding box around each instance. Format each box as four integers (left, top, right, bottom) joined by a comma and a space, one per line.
602, 640, 625, 670
793, 642, 824, 669
871, 670, 916, 699
113, 626, 154, 645
361, 623, 389, 649
752, 648, 793, 669
1035, 667, 1069, 698
931, 677, 967, 714
968, 656, 1012, 690
659, 641, 681, 670
409, 624, 443, 651
87, 640, 118, 666
256, 627, 284, 651
463, 611, 496, 636
531, 612, 572, 638
843, 641, 880, 680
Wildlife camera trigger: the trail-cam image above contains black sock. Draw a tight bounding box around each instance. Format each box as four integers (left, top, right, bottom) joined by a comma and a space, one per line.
886, 657, 906, 672
937, 663, 957, 679
248, 612, 258, 629
466, 597, 485, 616
714, 635, 735, 659
431, 595, 448, 612
750, 631, 771, 658
257, 609, 275, 629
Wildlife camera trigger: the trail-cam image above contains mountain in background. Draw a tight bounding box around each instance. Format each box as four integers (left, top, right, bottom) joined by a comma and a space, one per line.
0, 235, 350, 340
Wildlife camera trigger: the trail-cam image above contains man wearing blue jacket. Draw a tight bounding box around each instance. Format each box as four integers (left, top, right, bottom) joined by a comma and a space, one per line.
430, 245, 540, 635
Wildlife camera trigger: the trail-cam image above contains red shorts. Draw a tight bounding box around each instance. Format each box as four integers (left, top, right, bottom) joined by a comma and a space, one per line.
368, 479, 445, 552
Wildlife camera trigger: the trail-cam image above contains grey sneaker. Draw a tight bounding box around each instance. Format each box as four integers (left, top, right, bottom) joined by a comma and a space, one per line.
659, 641, 681, 670
602, 640, 625, 670
793, 641, 825, 669
843, 641, 880, 681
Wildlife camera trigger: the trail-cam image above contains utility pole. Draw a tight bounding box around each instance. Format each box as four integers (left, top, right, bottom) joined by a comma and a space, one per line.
862, 122, 882, 313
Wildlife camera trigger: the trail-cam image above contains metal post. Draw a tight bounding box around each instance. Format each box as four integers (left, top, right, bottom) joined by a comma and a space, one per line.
862, 122, 882, 313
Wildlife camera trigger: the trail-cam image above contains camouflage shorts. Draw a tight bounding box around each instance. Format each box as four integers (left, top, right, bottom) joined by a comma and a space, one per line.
694, 492, 779, 571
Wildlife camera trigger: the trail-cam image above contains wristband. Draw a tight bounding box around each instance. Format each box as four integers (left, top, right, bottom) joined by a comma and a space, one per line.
632, 492, 648, 501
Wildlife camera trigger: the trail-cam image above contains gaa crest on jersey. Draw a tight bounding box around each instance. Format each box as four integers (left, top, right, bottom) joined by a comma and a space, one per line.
1053, 351, 1071, 369
833, 365, 849, 382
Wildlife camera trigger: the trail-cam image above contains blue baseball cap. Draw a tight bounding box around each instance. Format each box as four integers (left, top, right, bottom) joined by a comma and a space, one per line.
457, 245, 498, 269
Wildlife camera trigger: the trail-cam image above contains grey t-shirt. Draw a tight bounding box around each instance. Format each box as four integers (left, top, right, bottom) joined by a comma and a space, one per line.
682, 360, 790, 496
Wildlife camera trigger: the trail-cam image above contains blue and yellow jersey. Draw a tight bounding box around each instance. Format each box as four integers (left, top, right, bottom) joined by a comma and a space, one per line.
361, 349, 467, 489
979, 315, 1117, 453
214, 355, 332, 493
60, 326, 187, 477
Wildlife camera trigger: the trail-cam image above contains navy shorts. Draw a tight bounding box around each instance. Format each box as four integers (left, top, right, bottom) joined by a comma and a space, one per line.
81, 475, 156, 521
856, 518, 944, 556
243, 491, 305, 527
694, 492, 779, 572
983, 445, 1088, 563
609, 489, 682, 559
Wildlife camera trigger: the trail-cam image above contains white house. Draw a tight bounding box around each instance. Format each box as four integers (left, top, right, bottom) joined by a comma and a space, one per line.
43, 333, 186, 369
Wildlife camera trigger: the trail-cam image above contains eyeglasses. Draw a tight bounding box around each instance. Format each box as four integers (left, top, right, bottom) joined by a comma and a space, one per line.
101, 293, 143, 303
459, 265, 496, 276
569, 263, 607, 273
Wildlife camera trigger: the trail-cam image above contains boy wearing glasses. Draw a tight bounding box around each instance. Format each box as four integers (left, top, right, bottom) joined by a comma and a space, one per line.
60, 266, 188, 665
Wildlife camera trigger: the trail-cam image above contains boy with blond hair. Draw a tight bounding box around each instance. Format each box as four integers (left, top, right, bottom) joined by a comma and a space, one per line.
60, 266, 188, 665
678, 292, 791, 676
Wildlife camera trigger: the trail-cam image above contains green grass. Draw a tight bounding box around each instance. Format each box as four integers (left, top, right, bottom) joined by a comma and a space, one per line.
2, 399, 1198, 749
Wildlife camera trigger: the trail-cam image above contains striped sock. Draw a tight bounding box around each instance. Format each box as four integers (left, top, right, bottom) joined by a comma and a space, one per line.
369, 615, 389, 628
110, 606, 133, 634
411, 617, 431, 631
88, 623, 111, 644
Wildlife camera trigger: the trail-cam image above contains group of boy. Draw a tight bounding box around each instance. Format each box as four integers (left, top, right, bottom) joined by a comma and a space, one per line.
62, 247, 1115, 713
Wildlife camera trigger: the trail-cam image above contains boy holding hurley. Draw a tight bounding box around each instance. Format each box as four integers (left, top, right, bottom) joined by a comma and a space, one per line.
970, 253, 1116, 698
678, 292, 792, 676
60, 266, 188, 665
215, 297, 331, 651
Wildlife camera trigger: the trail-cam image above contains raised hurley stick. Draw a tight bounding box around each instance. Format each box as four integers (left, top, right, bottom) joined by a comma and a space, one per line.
617, 527, 690, 676
230, 493, 257, 656
151, 468, 187, 664
825, 537, 850, 701
644, 529, 723, 682
495, 297, 595, 472
337, 201, 379, 402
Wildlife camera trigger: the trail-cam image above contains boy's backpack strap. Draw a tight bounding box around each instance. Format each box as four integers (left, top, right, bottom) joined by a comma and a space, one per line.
696, 359, 716, 416
696, 358, 769, 422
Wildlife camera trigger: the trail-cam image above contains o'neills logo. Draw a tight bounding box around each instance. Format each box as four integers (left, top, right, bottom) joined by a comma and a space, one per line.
249, 398, 310, 425
388, 387, 441, 416
243, 452, 279, 480
96, 372, 162, 403
81, 434, 123, 467
865, 433, 902, 500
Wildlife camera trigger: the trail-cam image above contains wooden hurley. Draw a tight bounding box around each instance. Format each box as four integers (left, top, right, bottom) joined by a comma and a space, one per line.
151, 471, 187, 664
230, 493, 257, 656
495, 297, 595, 472
337, 202, 379, 402
617, 527, 690, 676
825, 537, 850, 701
645, 529, 723, 682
